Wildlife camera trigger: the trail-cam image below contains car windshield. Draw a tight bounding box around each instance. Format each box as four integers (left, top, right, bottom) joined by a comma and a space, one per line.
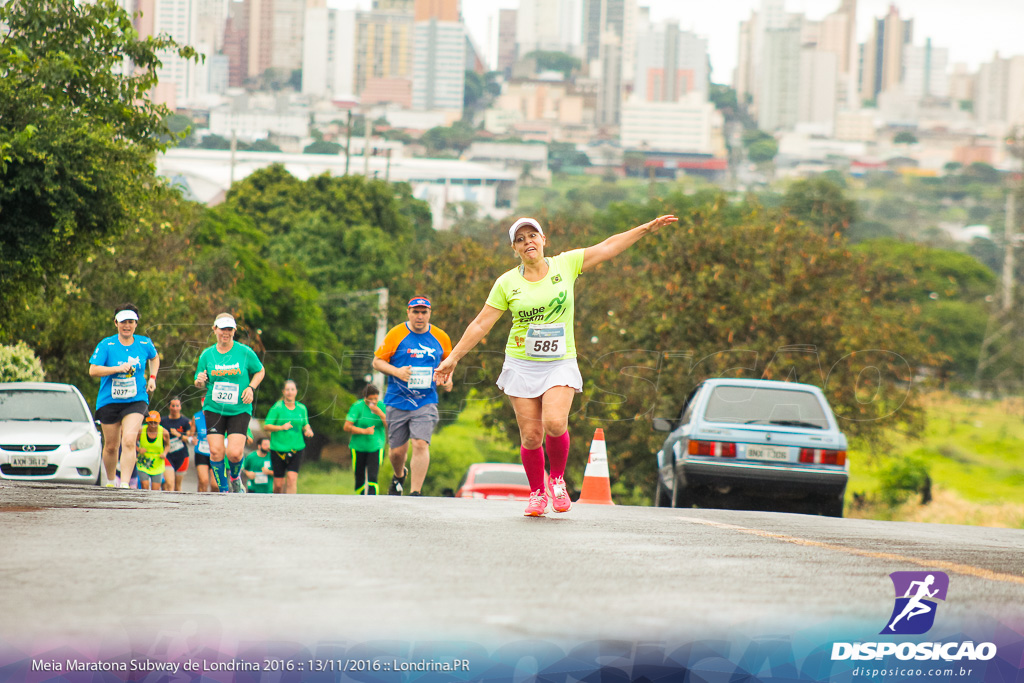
474, 469, 529, 486
703, 385, 829, 429
0, 389, 90, 422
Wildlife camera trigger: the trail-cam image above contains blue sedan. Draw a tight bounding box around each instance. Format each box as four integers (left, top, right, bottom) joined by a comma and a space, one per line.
653, 379, 849, 517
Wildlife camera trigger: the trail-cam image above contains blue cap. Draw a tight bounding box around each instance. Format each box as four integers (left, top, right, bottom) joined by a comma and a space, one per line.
407, 297, 431, 308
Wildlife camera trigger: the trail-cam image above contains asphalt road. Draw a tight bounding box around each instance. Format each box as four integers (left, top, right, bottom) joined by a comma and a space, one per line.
2, 480, 1022, 654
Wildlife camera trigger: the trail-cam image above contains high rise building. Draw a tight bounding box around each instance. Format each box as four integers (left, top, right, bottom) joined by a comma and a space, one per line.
223, 0, 249, 88
497, 9, 517, 77
633, 19, 708, 102
975, 53, 1024, 130
302, 5, 413, 102
861, 5, 912, 103
412, 0, 464, 114
195, 0, 228, 53
595, 30, 622, 126
757, 24, 801, 132
948, 63, 975, 105
373, 0, 413, 9
582, 0, 636, 79
734, 13, 756, 108
903, 39, 949, 100
136, 0, 198, 107
271, 0, 305, 71
248, 0, 274, 78
621, 92, 717, 152
516, 0, 581, 57
797, 49, 838, 134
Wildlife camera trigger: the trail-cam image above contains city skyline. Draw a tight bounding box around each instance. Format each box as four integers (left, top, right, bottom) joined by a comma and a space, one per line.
408, 0, 1024, 84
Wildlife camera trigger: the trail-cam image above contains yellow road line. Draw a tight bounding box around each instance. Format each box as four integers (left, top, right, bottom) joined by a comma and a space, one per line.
683, 518, 1024, 586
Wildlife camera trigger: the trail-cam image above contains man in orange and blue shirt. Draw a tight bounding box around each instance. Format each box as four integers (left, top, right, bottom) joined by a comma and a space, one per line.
372, 296, 453, 496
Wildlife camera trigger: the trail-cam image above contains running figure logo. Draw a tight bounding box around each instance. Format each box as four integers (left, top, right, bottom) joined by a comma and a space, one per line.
881, 571, 949, 635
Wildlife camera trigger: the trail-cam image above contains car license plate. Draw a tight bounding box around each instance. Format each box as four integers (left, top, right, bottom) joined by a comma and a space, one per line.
11, 455, 47, 468
745, 445, 789, 461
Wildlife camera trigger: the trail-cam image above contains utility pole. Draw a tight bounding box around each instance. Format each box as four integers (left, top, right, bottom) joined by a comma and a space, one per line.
364, 110, 372, 177
229, 129, 237, 187
344, 110, 352, 176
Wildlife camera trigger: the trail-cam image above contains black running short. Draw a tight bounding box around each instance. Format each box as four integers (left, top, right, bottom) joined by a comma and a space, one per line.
271, 449, 303, 478
194, 452, 211, 468
166, 447, 189, 472
203, 410, 249, 437
95, 401, 148, 425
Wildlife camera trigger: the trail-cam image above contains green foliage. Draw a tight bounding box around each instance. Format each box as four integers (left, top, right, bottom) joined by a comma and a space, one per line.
747, 138, 779, 163
548, 142, 591, 173
782, 177, 859, 236
420, 121, 477, 155
248, 138, 282, 153
303, 140, 342, 155
0, 342, 45, 382
877, 456, 930, 506
854, 238, 995, 379
200, 134, 232, 150
893, 131, 918, 144
523, 50, 580, 79
0, 0, 199, 323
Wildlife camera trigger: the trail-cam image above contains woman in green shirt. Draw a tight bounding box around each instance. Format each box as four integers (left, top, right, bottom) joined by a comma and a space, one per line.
263, 379, 314, 494
344, 384, 388, 495
434, 215, 678, 517
194, 313, 265, 493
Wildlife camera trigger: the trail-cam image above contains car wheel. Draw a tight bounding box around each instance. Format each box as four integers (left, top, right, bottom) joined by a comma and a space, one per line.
654, 478, 671, 507
671, 480, 693, 509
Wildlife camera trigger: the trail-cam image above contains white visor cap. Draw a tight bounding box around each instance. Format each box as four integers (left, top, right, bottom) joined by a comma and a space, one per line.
214, 315, 237, 329
115, 310, 139, 323
508, 217, 544, 244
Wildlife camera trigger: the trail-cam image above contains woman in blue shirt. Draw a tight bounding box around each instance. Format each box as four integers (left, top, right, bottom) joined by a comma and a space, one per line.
88, 303, 160, 488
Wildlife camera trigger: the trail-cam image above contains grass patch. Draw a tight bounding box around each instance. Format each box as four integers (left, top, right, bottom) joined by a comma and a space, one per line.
297, 400, 516, 496
847, 392, 1024, 527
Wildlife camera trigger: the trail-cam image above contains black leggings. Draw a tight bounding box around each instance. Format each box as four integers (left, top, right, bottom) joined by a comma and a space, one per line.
352, 449, 383, 495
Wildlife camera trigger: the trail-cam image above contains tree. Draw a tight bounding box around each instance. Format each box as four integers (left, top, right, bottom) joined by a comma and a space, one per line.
0, 0, 199, 324
0, 342, 45, 382
303, 140, 342, 155
894, 131, 918, 144
199, 133, 232, 150
522, 50, 580, 79
782, 177, 859, 237
747, 138, 779, 163
248, 138, 282, 153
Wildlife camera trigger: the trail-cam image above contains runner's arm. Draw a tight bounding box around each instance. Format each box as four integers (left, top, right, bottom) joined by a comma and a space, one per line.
89, 362, 131, 377
161, 429, 170, 457
581, 214, 678, 271
433, 305, 503, 384
147, 355, 160, 392
371, 357, 413, 382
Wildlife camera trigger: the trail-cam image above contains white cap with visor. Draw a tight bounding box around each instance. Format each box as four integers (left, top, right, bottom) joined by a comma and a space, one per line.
508, 217, 544, 244
214, 315, 237, 329
115, 310, 139, 323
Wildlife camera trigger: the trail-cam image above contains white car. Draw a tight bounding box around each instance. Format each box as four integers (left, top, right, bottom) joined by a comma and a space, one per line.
0, 382, 103, 485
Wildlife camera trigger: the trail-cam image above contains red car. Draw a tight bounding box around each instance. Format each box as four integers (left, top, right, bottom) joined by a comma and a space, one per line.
455, 463, 533, 500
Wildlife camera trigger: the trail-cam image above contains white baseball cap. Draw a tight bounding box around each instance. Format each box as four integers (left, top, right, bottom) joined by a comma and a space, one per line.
114, 310, 139, 323
507, 217, 544, 244
214, 315, 237, 329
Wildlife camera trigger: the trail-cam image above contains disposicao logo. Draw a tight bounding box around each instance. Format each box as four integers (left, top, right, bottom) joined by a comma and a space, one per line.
831, 570, 997, 663
882, 571, 949, 635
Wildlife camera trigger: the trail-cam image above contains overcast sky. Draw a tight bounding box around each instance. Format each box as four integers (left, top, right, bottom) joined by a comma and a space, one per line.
329, 0, 1024, 84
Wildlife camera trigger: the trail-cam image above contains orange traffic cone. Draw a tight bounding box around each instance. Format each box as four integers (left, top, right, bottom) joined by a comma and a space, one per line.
576, 428, 614, 505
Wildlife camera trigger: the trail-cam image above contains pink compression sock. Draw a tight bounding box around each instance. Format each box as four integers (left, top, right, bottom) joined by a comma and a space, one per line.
546, 431, 570, 479
520, 445, 546, 493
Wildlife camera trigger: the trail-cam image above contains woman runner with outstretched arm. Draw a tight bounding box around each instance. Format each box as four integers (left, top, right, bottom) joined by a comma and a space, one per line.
434, 214, 677, 516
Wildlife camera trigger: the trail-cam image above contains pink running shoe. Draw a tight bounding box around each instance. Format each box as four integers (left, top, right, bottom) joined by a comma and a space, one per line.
523, 490, 548, 517
550, 476, 572, 513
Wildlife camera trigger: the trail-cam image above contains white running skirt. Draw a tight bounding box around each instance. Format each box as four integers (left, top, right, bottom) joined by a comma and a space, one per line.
496, 356, 583, 398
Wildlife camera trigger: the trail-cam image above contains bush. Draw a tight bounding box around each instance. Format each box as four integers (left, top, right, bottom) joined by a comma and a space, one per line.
0, 341, 45, 382
877, 456, 931, 506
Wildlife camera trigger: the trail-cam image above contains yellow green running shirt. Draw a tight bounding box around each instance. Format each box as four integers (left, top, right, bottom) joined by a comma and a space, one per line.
485, 249, 584, 362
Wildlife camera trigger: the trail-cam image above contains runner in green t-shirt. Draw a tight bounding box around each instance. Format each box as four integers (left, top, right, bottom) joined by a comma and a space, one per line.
434, 214, 678, 517
263, 379, 314, 494
193, 313, 266, 493
242, 437, 274, 494
344, 384, 387, 494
